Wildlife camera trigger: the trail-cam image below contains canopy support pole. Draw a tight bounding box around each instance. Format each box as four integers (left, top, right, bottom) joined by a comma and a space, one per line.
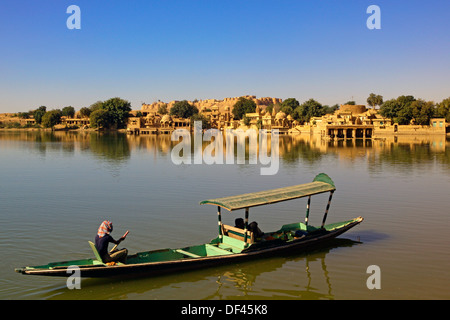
217, 206, 222, 242
243, 207, 249, 247
321, 191, 334, 229
305, 196, 311, 226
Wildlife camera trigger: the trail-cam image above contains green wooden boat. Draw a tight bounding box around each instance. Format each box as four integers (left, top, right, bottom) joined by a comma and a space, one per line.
15, 173, 363, 278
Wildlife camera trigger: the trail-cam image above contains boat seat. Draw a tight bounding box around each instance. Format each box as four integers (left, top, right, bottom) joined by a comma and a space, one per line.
222, 224, 254, 244
88, 241, 104, 263
175, 249, 201, 258
88, 241, 126, 266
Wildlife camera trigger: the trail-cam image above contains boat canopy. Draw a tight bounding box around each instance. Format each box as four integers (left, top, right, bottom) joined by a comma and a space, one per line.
200, 173, 336, 212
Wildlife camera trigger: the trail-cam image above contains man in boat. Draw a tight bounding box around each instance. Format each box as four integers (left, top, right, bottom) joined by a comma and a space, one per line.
235, 218, 264, 240
235, 218, 245, 229
95, 220, 128, 264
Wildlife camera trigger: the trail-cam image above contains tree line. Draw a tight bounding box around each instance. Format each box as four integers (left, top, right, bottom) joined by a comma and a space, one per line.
9, 93, 450, 130
17, 105, 77, 128
14, 97, 132, 129
378, 95, 450, 125
337, 93, 449, 125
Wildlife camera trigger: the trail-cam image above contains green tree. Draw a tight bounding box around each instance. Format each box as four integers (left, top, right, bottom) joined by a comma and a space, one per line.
435, 97, 450, 122
396, 95, 416, 124
33, 106, 47, 124
396, 104, 414, 125
89, 109, 110, 129
379, 95, 416, 124
62, 106, 75, 118
17, 112, 31, 119
280, 98, 299, 110
79, 107, 91, 118
343, 101, 356, 105
101, 97, 132, 129
397, 95, 416, 109
170, 100, 198, 118
279, 98, 299, 115
190, 113, 211, 129
411, 99, 435, 125
89, 101, 104, 112
379, 99, 401, 120
367, 93, 383, 109
279, 105, 294, 116
41, 109, 62, 128
231, 97, 256, 120
323, 104, 339, 114
293, 99, 325, 124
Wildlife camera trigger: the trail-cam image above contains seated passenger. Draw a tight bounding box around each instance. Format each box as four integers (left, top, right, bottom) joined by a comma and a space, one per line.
234, 218, 264, 239
248, 221, 264, 239
235, 218, 245, 229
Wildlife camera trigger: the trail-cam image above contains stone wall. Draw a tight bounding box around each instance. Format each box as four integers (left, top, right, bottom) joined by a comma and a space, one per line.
374, 122, 446, 135
339, 104, 367, 114
140, 95, 283, 114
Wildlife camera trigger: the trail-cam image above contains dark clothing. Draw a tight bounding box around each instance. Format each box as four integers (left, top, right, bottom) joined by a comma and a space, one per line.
95, 234, 116, 260
235, 218, 264, 239
235, 218, 245, 229
248, 221, 264, 238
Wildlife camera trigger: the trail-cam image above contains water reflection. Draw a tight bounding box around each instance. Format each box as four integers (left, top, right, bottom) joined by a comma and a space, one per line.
36, 238, 361, 300
282, 134, 449, 167
210, 238, 360, 300
0, 131, 131, 164
88, 133, 130, 163
1, 131, 447, 169
129, 132, 450, 170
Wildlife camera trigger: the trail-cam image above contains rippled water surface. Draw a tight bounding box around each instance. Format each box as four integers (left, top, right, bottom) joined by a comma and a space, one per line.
1, 131, 449, 299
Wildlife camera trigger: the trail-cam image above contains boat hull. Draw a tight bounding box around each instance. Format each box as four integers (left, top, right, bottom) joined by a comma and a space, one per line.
16, 217, 363, 278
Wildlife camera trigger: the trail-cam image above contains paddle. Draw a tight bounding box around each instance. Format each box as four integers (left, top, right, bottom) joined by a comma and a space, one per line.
110, 230, 129, 253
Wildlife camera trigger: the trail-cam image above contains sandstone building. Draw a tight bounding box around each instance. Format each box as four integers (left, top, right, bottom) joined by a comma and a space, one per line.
127, 98, 447, 137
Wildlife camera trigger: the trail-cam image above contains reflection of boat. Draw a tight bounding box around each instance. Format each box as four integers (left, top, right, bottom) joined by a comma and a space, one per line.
15, 173, 363, 278
209, 237, 361, 300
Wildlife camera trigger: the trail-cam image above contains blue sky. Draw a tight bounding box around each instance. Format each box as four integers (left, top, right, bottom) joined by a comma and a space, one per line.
0, 0, 449, 112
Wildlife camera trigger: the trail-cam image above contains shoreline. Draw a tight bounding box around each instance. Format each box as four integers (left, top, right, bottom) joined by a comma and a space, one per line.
0, 127, 448, 137
0, 127, 127, 133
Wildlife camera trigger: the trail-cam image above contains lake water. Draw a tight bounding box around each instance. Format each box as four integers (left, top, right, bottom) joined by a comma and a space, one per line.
1, 130, 449, 300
